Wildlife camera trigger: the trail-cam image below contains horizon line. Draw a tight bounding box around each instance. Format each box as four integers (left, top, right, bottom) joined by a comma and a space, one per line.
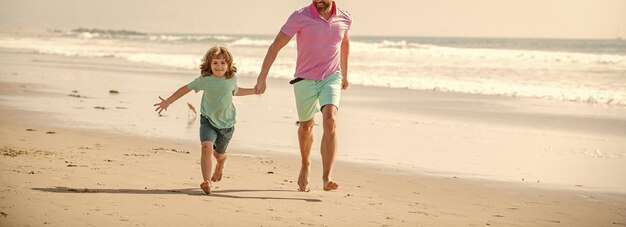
0, 26, 623, 41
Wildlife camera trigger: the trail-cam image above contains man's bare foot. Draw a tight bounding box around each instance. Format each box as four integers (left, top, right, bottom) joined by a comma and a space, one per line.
211, 157, 226, 182
200, 180, 211, 194
297, 166, 310, 192
323, 180, 339, 191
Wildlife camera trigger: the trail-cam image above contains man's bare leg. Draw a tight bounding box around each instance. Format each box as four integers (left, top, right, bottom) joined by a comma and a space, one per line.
321, 105, 339, 191
297, 118, 314, 192
200, 141, 213, 194
211, 151, 227, 182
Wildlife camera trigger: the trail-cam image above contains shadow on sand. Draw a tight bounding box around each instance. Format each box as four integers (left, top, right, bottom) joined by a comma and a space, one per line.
32, 187, 322, 202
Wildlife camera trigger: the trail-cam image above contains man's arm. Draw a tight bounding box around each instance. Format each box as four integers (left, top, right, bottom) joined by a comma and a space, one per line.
340, 31, 350, 90
255, 32, 292, 94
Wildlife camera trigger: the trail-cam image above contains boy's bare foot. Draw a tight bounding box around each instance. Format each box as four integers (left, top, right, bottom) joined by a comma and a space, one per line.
297, 166, 310, 192
211, 156, 226, 182
323, 180, 339, 191
200, 180, 211, 194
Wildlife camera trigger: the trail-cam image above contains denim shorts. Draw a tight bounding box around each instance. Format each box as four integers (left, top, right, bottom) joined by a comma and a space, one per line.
200, 116, 234, 154
292, 72, 342, 121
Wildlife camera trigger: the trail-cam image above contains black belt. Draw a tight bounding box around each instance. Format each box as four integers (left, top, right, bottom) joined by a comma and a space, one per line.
289, 77, 304, 84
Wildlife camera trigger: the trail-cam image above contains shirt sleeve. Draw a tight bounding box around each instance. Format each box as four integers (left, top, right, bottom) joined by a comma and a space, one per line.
231, 76, 239, 95
186, 76, 203, 93
345, 10, 353, 31
280, 11, 304, 37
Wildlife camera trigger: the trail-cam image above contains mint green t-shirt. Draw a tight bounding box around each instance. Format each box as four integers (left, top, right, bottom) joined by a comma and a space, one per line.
187, 75, 239, 129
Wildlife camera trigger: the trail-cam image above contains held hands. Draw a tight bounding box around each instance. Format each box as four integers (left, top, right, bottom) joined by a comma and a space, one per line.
154, 96, 170, 114
253, 85, 259, 95
255, 77, 267, 94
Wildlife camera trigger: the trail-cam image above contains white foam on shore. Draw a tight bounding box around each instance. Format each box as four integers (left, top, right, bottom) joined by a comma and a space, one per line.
1, 34, 625, 107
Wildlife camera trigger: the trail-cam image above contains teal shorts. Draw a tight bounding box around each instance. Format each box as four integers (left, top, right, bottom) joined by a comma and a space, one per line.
292, 72, 342, 121
199, 116, 234, 154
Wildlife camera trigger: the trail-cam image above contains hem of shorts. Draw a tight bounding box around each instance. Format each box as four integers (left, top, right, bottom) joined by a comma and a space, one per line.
320, 103, 339, 111
201, 115, 235, 130
298, 114, 316, 122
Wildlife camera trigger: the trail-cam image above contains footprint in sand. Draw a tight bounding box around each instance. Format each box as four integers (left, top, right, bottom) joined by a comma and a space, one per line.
409, 211, 429, 216
151, 147, 189, 154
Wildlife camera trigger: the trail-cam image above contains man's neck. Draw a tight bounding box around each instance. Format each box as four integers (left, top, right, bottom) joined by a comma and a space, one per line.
318, 9, 332, 20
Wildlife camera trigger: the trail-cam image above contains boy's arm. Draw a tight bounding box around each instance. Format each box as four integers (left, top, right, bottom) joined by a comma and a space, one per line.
235, 87, 257, 96
154, 85, 191, 114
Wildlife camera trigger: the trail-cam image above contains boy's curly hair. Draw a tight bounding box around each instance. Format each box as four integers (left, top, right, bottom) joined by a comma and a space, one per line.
199, 45, 237, 79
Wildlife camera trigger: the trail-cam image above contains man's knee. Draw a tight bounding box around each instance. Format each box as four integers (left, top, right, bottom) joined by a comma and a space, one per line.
322, 105, 337, 131
323, 117, 336, 132
298, 119, 315, 133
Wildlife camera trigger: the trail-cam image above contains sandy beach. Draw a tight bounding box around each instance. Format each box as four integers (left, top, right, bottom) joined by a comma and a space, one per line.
1, 46, 626, 226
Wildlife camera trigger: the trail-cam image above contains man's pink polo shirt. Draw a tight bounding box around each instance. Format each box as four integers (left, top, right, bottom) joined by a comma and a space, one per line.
280, 2, 352, 80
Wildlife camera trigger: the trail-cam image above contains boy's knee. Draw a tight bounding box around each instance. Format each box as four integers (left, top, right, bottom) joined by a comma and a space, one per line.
213, 151, 227, 160
201, 142, 214, 152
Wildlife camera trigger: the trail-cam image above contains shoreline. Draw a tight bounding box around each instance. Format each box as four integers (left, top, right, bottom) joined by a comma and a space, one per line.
1, 48, 626, 193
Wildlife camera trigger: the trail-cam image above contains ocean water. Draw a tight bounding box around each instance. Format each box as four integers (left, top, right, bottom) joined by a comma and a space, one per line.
1, 29, 625, 106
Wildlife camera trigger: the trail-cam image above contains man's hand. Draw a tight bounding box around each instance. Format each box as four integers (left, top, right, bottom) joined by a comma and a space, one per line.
341, 77, 349, 90
255, 77, 267, 94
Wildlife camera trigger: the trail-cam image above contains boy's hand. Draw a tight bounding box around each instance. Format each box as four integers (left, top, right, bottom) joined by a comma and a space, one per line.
154, 96, 170, 114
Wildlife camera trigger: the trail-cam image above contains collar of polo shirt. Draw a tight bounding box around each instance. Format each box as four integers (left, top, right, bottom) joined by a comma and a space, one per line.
309, 1, 337, 19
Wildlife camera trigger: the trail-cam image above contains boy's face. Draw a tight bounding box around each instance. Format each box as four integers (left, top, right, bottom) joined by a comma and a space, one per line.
211, 57, 228, 77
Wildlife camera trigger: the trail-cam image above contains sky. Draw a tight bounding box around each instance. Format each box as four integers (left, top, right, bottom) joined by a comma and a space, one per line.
1, 0, 625, 39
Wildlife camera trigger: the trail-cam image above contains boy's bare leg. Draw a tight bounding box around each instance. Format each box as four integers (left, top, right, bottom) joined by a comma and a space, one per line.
200, 141, 213, 194
321, 105, 339, 191
297, 118, 314, 192
211, 151, 227, 182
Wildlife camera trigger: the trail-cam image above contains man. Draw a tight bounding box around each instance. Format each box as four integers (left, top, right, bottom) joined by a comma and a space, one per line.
255, 0, 351, 192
